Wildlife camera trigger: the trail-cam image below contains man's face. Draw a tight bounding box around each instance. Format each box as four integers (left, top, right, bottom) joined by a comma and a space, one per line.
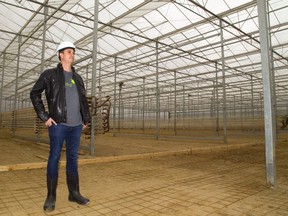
60, 48, 75, 64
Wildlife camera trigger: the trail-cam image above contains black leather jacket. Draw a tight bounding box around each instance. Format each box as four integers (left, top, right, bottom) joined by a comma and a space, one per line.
30, 63, 91, 124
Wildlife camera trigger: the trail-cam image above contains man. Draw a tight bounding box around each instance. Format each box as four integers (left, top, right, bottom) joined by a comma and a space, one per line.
30, 41, 91, 212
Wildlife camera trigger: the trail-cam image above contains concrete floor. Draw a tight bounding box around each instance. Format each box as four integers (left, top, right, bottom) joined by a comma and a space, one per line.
0, 132, 288, 216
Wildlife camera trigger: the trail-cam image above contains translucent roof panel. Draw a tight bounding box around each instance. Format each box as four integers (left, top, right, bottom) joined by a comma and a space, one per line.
0, 0, 287, 110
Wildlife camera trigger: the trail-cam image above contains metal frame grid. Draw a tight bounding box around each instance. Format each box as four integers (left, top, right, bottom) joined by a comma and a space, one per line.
0, 0, 288, 138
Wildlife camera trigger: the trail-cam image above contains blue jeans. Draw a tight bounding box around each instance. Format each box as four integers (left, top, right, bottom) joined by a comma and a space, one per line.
47, 124, 83, 179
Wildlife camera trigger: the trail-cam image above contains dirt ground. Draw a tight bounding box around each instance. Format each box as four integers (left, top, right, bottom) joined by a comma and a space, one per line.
0, 129, 288, 215
0, 128, 265, 166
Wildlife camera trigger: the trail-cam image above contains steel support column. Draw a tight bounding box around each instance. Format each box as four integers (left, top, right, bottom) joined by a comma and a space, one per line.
182, 86, 185, 121
89, 0, 99, 155
113, 57, 117, 137
174, 71, 177, 135
251, 75, 255, 133
257, 0, 276, 187
220, 19, 227, 143
240, 88, 243, 131
0, 52, 5, 126
156, 41, 160, 139
35, 5, 48, 142
12, 36, 22, 137
215, 62, 219, 135
142, 77, 145, 131
40, 6, 48, 74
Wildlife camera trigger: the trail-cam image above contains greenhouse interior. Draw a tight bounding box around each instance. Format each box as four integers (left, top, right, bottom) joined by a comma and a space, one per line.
0, 1, 288, 215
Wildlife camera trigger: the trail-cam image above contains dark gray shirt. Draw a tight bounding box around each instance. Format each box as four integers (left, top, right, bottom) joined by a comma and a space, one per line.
62, 71, 82, 126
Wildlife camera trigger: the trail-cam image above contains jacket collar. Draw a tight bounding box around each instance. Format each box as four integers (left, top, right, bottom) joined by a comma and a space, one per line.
57, 63, 75, 73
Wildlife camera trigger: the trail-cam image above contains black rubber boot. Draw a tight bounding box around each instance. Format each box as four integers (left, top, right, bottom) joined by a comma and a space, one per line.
67, 175, 89, 205
43, 177, 57, 212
